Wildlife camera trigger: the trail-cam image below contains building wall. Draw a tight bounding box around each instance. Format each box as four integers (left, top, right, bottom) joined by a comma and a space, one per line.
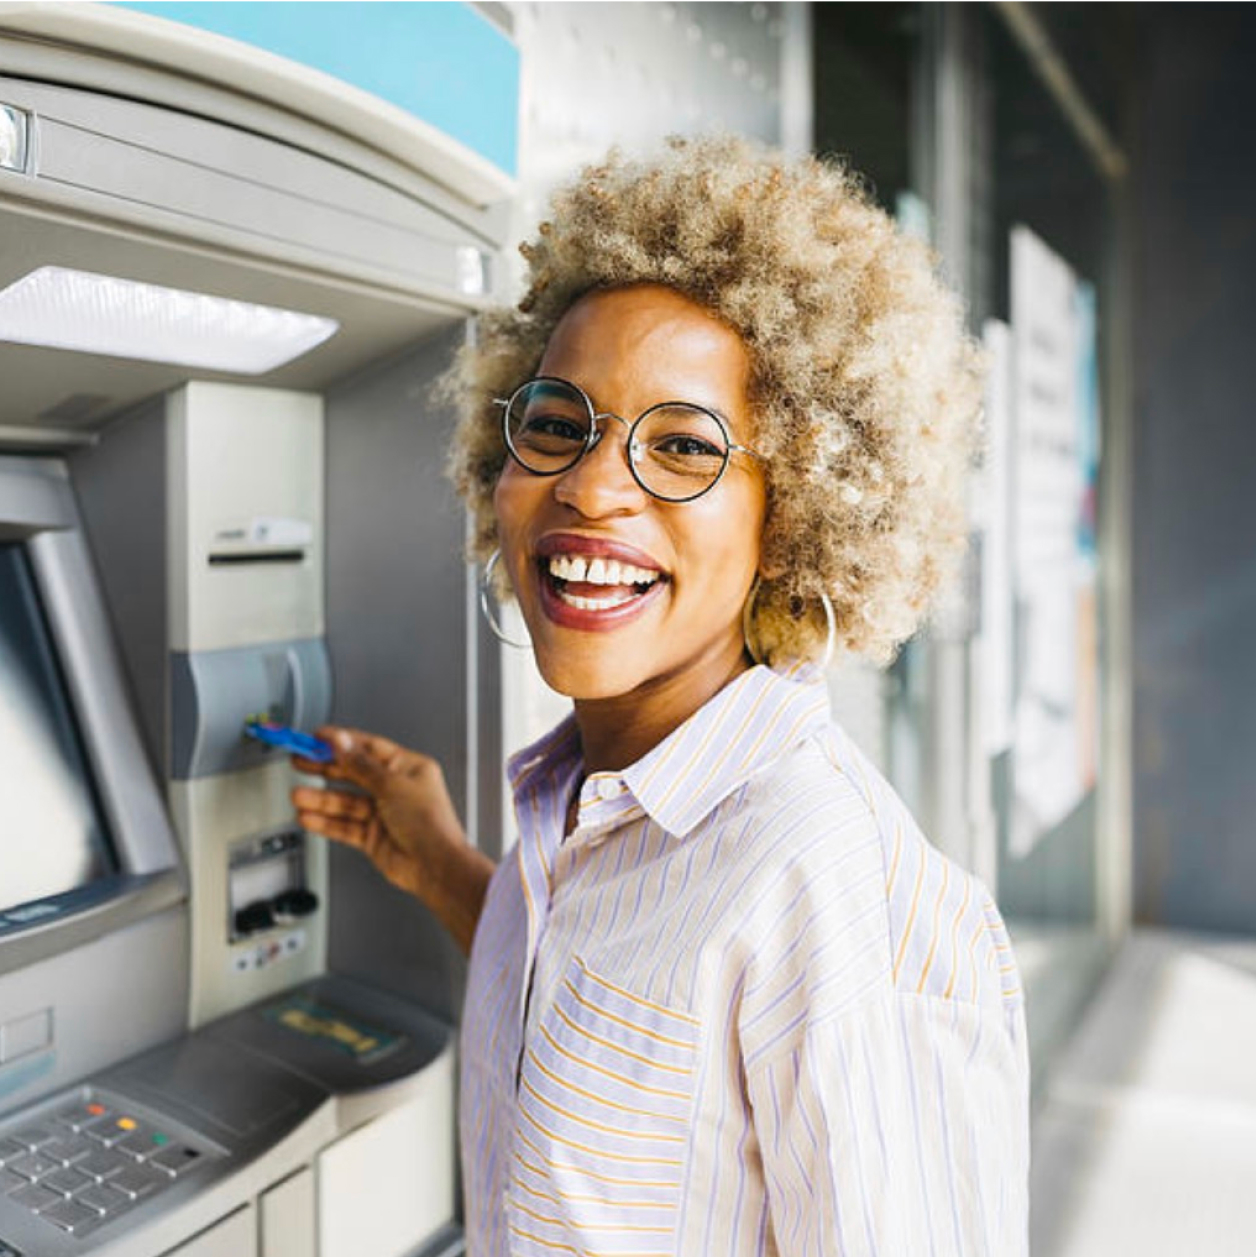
1132, 7, 1256, 931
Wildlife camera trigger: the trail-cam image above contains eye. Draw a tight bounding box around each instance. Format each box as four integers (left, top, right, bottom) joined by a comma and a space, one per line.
519, 413, 587, 443
652, 432, 723, 459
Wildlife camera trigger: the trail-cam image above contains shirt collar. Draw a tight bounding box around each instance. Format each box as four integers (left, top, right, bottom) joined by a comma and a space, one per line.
623, 661, 832, 835
507, 661, 832, 845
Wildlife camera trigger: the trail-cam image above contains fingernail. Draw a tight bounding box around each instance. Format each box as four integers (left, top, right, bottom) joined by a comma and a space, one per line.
335, 731, 353, 752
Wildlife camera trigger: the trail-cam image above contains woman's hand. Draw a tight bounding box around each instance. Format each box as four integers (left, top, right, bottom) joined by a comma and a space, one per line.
291, 727, 495, 954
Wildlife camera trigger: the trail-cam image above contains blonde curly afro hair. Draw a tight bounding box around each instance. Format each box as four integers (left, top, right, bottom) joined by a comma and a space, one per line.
445, 135, 982, 665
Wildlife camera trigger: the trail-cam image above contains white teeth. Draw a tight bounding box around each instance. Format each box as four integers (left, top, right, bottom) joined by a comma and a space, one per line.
547, 555, 660, 587
559, 589, 635, 611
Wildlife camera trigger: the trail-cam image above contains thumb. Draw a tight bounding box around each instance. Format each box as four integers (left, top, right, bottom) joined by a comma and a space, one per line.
327, 730, 391, 795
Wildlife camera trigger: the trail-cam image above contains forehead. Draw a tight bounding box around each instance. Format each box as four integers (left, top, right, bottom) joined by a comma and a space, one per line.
537, 285, 752, 419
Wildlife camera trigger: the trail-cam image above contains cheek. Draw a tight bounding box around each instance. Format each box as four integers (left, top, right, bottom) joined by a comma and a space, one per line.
492, 465, 530, 544
684, 486, 766, 589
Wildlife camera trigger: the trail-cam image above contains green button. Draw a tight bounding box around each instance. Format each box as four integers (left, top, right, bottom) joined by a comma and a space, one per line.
152, 1133, 169, 1146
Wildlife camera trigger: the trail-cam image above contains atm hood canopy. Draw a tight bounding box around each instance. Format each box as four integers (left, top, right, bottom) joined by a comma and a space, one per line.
0, 3, 513, 442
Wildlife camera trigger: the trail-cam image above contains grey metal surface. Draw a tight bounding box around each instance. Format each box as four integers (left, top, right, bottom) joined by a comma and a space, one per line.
0, 456, 189, 1109
69, 400, 168, 779
0, 66, 502, 435
0, 1038, 326, 1257
170, 639, 332, 780
0, 904, 189, 1122
323, 325, 484, 1025
20, 468, 181, 882
201, 974, 451, 1097
0, 458, 185, 981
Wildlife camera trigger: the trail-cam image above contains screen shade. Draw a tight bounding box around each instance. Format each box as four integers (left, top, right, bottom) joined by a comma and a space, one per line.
0, 544, 116, 914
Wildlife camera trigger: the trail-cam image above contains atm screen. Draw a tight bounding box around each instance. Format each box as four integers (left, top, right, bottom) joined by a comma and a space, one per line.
0, 542, 117, 914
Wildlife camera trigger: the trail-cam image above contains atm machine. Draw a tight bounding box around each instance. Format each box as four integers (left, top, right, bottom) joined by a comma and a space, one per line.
0, 5, 513, 1255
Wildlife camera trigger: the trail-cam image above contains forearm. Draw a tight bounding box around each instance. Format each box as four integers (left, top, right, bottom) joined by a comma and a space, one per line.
417, 833, 497, 955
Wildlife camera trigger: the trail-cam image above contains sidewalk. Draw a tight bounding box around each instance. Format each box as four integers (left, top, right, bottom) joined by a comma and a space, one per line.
1030, 929, 1256, 1255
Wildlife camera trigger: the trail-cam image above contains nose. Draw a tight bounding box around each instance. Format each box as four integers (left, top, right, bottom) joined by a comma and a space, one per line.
552, 413, 647, 517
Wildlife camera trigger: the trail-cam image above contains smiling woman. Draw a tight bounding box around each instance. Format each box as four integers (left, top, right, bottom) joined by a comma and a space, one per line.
293, 137, 1029, 1257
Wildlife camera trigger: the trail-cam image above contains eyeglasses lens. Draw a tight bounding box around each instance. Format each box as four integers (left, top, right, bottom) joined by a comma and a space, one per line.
505, 380, 730, 501
505, 380, 591, 471
632, 405, 730, 500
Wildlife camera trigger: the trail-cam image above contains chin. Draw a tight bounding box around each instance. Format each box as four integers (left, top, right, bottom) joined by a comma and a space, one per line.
531, 644, 642, 703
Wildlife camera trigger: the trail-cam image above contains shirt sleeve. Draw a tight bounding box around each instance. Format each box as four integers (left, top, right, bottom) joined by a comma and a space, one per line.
744, 991, 1030, 1257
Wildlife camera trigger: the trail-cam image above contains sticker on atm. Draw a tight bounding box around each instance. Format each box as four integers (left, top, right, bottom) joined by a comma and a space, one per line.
264, 995, 405, 1065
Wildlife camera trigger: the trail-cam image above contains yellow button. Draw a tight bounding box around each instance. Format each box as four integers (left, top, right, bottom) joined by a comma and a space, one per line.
117, 1117, 137, 1131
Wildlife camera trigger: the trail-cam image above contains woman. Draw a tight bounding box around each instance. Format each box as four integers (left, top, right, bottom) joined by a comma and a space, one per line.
294, 137, 1029, 1256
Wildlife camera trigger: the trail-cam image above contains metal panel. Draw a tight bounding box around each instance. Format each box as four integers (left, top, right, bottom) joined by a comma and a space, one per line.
323, 325, 487, 1023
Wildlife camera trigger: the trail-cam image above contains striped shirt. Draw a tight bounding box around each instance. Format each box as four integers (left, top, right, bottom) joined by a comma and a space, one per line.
461, 663, 1029, 1256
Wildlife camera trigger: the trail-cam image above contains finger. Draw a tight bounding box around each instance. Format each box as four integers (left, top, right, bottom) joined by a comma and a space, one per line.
291, 785, 372, 820
314, 726, 408, 762
321, 730, 409, 794
296, 809, 370, 848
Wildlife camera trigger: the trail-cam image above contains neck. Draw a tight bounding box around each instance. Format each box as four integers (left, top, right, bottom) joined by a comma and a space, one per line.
573, 643, 755, 774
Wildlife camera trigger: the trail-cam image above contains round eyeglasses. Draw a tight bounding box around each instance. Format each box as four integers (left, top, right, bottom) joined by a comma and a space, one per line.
495, 376, 762, 504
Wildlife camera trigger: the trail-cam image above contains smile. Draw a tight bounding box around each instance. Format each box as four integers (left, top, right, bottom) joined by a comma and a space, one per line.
546, 555, 661, 609
534, 540, 668, 631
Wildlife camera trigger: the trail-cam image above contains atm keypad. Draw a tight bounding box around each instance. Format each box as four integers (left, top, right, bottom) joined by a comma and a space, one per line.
0, 1093, 217, 1237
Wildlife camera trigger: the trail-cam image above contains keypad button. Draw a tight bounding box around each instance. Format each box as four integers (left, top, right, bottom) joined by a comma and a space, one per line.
10, 1181, 61, 1212
76, 1148, 130, 1181
41, 1196, 101, 1234
54, 1101, 111, 1132
115, 1126, 164, 1160
10, 1125, 57, 1151
8, 1152, 57, 1181
40, 1134, 95, 1165
76, 1180, 130, 1216
41, 1166, 92, 1197
108, 1162, 167, 1199
82, 1116, 130, 1146
149, 1143, 202, 1176
0, 1137, 26, 1165
0, 1166, 25, 1193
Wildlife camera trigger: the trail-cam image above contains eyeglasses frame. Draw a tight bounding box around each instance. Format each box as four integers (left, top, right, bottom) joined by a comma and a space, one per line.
493, 374, 763, 504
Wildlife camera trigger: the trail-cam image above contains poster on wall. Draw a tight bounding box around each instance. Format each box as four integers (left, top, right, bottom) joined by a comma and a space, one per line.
978, 318, 1015, 757
1008, 225, 1099, 858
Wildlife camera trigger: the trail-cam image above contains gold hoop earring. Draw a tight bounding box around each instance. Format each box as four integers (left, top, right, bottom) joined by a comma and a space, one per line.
479, 550, 532, 650
742, 576, 766, 665
743, 578, 837, 669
